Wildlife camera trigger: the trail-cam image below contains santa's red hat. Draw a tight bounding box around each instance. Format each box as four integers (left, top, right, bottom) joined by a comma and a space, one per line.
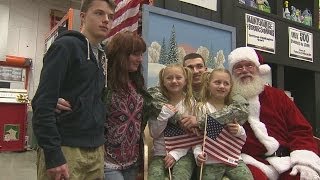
228, 47, 271, 75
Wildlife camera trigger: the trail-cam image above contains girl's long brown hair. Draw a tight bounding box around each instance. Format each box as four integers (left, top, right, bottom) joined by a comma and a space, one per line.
107, 31, 146, 91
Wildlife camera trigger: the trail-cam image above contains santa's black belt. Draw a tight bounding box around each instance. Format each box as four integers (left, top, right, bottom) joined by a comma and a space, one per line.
264, 146, 290, 158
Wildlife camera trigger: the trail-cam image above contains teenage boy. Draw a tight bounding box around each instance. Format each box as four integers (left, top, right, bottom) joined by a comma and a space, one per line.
32, 0, 115, 179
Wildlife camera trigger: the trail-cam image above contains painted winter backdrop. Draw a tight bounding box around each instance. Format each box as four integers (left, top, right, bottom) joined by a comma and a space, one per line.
147, 25, 226, 87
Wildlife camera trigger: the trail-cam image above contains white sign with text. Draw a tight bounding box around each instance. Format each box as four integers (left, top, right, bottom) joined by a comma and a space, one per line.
245, 14, 275, 54
288, 27, 313, 62
179, 0, 217, 11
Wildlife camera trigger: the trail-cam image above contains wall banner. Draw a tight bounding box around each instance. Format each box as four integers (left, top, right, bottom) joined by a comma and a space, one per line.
179, 0, 217, 11
288, 27, 313, 62
245, 13, 275, 54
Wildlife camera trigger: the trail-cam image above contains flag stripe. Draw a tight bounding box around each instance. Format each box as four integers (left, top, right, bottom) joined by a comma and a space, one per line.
205, 147, 239, 166
215, 137, 241, 156
219, 130, 245, 150
205, 141, 238, 161
220, 129, 246, 144
166, 140, 203, 147
111, 21, 139, 37
164, 133, 198, 140
206, 131, 240, 158
206, 142, 238, 160
164, 123, 202, 152
112, 3, 140, 28
114, 0, 122, 4
205, 141, 239, 166
206, 132, 240, 159
106, 0, 142, 41
166, 139, 203, 151
113, 0, 141, 19
165, 136, 202, 148
165, 135, 203, 142
108, 13, 140, 36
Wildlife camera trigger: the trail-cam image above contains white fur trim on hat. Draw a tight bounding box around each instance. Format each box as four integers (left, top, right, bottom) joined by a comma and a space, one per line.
259, 64, 271, 75
241, 153, 279, 180
228, 47, 259, 71
247, 96, 279, 155
228, 47, 271, 75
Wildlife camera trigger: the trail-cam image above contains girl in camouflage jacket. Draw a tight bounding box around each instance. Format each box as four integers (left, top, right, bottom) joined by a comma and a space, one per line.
148, 64, 198, 180
193, 69, 253, 180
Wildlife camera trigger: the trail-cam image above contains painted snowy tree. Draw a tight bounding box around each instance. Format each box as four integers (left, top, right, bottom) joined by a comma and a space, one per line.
148, 41, 161, 63
206, 45, 215, 69
207, 51, 215, 69
213, 50, 225, 69
196, 46, 209, 65
158, 37, 167, 65
167, 25, 179, 64
177, 47, 186, 64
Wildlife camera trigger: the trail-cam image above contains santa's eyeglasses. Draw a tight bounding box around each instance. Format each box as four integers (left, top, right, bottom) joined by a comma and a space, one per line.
233, 63, 256, 73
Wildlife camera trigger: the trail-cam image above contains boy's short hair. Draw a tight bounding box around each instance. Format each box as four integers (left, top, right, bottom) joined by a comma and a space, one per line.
80, 0, 116, 12
183, 53, 205, 66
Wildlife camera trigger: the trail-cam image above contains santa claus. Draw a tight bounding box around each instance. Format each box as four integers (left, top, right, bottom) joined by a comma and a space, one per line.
228, 47, 320, 180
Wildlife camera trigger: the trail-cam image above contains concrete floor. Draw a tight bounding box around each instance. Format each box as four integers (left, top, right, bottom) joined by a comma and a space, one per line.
0, 150, 36, 180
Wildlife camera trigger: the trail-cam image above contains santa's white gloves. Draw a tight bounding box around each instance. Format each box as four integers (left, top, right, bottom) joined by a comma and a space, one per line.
290, 150, 320, 174
157, 105, 175, 121
290, 165, 320, 180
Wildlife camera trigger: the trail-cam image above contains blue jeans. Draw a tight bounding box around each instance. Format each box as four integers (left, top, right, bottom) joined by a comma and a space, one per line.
104, 166, 139, 180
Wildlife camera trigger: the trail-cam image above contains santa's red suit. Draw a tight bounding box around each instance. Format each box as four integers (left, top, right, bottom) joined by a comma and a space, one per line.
227, 46, 320, 179
241, 85, 319, 180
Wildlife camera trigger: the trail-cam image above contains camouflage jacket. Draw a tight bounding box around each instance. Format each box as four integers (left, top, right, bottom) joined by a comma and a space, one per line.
192, 90, 201, 102
147, 86, 182, 124
198, 94, 249, 130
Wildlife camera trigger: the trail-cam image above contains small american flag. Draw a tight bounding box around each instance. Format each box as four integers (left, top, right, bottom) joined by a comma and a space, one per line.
164, 123, 202, 151
204, 115, 245, 166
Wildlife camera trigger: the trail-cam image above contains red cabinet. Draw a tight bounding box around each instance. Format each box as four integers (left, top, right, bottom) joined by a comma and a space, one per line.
0, 103, 27, 152
0, 88, 28, 152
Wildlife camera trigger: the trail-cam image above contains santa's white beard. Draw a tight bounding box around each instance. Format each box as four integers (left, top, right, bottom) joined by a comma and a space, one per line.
232, 75, 265, 98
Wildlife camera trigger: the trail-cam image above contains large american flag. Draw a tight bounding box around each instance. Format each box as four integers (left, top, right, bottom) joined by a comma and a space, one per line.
204, 115, 246, 166
164, 123, 202, 151
106, 0, 149, 41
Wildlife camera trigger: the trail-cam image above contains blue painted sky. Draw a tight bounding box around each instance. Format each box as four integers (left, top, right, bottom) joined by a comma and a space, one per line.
147, 13, 233, 54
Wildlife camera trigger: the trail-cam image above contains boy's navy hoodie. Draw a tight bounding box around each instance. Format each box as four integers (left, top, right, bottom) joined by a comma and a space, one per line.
32, 30, 106, 169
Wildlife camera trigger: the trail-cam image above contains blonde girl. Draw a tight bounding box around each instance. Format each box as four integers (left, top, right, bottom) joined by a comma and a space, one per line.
194, 68, 253, 180
148, 64, 197, 180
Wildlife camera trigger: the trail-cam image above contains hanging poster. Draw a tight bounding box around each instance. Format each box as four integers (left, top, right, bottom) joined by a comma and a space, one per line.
288, 27, 313, 62
245, 13, 275, 54
179, 0, 217, 11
